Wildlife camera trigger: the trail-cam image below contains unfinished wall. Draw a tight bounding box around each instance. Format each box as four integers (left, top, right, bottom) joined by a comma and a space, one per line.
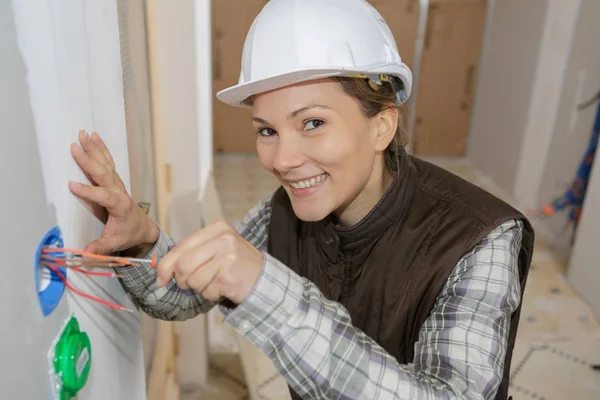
560, 0, 600, 309
534, 0, 600, 254
468, 0, 548, 192
568, 114, 600, 312
149, 0, 210, 389
512, 0, 581, 211
469, 0, 599, 257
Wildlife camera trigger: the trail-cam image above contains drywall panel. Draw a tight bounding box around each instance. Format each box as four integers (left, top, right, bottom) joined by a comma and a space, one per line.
468, 0, 548, 193
568, 122, 600, 312
512, 0, 581, 210
0, 2, 71, 397
196, 0, 214, 199
11, 0, 146, 398
535, 0, 600, 254
149, 0, 210, 387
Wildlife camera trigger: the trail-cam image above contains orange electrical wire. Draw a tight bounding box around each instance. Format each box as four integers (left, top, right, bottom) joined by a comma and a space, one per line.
69, 267, 124, 279
40, 258, 122, 277
41, 247, 158, 268
40, 255, 123, 268
42, 262, 133, 313
42, 247, 131, 265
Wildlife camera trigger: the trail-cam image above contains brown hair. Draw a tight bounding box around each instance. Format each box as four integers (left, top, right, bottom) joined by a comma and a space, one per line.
333, 76, 409, 171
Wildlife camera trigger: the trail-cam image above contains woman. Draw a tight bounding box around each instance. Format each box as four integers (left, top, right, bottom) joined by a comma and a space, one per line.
69, 0, 534, 399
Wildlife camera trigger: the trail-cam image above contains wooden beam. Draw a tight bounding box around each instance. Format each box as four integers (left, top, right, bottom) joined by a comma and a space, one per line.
146, 321, 176, 400
145, 0, 171, 231
201, 174, 262, 400
144, 0, 179, 398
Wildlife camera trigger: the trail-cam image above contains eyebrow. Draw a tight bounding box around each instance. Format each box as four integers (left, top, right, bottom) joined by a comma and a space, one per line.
252, 104, 332, 125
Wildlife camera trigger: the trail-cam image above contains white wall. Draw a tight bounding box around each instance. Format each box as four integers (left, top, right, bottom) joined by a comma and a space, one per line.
469, 0, 599, 258
468, 0, 549, 193
152, 0, 213, 200
533, 0, 600, 256
149, 0, 213, 389
9, 0, 146, 398
512, 0, 582, 212
568, 121, 600, 312
196, 0, 214, 200
1, 2, 71, 397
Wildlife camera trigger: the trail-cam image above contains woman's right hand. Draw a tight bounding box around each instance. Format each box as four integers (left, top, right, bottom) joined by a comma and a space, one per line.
68, 130, 159, 255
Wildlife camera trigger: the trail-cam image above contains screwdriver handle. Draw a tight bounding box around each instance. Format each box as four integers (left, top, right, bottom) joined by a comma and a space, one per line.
151, 254, 161, 269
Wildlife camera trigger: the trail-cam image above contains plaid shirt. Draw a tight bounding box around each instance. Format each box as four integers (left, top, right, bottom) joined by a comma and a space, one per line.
118, 194, 523, 400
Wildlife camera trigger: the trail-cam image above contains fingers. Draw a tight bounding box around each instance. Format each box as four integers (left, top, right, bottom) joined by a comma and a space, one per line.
71, 142, 112, 187
90, 131, 116, 169
73, 130, 123, 190
156, 221, 233, 285
157, 233, 218, 287
157, 223, 237, 288
181, 257, 223, 296
83, 235, 122, 255
171, 220, 233, 254
69, 181, 128, 214
78, 130, 106, 168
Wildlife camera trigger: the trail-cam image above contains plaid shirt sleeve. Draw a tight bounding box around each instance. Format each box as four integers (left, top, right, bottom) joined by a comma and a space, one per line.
115, 229, 216, 320
115, 194, 274, 320
221, 218, 524, 400
232, 193, 273, 251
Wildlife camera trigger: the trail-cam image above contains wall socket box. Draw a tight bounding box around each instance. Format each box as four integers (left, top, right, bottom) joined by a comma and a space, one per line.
47, 313, 92, 400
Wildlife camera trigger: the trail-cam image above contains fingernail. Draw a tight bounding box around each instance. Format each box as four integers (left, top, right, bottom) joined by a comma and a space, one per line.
69, 181, 82, 187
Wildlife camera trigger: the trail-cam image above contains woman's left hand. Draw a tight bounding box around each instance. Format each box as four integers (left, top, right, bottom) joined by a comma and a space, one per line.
156, 220, 264, 305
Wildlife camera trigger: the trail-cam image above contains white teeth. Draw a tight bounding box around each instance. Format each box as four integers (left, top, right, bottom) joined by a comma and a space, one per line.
290, 174, 327, 189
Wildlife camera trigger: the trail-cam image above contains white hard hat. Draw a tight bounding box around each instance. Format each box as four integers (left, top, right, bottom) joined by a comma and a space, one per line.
216, 0, 413, 107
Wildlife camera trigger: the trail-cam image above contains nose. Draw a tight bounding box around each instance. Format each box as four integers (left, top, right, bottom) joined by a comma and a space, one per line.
272, 134, 304, 174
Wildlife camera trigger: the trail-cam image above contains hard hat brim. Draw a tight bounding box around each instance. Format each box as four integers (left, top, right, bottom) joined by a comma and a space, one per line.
216, 65, 412, 108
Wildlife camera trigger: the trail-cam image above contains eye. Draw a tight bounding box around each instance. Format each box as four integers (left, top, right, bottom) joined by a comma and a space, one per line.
304, 119, 325, 130
257, 127, 277, 137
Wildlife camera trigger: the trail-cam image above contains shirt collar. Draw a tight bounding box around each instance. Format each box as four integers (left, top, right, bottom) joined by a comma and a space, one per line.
318, 148, 417, 259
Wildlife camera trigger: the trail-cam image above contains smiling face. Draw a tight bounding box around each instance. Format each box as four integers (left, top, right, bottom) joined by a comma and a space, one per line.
251, 78, 398, 226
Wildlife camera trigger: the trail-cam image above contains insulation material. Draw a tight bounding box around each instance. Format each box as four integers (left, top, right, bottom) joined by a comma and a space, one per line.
11, 0, 146, 398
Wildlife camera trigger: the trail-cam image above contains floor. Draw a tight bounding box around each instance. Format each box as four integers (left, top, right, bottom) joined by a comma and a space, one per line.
183, 154, 600, 400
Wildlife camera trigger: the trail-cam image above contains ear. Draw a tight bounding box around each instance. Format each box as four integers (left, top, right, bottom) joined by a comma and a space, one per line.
373, 107, 398, 152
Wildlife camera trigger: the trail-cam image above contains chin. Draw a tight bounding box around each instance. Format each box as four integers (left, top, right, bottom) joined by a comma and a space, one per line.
290, 201, 331, 222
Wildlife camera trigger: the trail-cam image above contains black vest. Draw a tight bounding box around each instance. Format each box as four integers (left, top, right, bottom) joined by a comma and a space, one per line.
267, 149, 534, 399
